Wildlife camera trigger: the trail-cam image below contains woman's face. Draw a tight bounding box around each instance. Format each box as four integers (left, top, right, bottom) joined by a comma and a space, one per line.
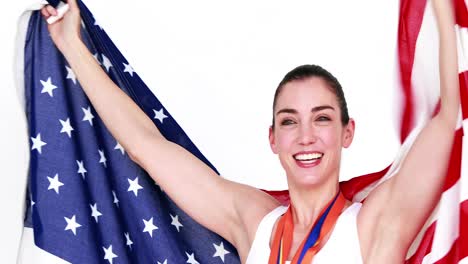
269, 77, 354, 187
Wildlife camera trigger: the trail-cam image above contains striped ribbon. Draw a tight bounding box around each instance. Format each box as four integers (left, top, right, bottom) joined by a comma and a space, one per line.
268, 191, 346, 264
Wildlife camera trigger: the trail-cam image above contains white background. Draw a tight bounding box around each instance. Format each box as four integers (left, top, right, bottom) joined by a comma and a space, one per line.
0, 0, 400, 262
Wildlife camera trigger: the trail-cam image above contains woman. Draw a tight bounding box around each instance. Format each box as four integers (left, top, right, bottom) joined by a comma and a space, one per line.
41, 0, 459, 262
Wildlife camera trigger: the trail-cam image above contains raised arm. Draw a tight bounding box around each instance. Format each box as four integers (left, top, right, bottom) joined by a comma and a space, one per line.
359, 0, 460, 261
41, 0, 278, 250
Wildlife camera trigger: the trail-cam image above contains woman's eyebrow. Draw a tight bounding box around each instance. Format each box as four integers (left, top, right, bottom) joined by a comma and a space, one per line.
276, 105, 335, 116
311, 105, 335, 112
276, 108, 297, 116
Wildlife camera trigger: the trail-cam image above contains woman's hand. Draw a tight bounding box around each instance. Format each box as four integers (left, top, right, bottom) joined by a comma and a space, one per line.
40, 0, 82, 53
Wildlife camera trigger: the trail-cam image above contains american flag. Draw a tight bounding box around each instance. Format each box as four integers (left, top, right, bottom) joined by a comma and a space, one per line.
394, 0, 468, 261
17, 0, 468, 263
21, 1, 238, 263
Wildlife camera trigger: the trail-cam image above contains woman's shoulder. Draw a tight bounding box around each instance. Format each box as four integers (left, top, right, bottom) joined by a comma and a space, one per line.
229, 184, 282, 261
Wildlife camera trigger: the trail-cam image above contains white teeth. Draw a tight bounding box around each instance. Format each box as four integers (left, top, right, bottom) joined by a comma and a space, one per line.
294, 153, 323, 161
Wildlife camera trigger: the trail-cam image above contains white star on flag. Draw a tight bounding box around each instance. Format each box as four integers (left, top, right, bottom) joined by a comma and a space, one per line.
102, 245, 118, 264
98, 149, 107, 167
128, 177, 143, 196
142, 217, 158, 237
124, 232, 133, 249
123, 62, 135, 76
112, 190, 120, 207
185, 252, 200, 264
82, 106, 95, 126
90, 203, 102, 223
157, 260, 168, 264
31, 133, 47, 154
170, 214, 183, 232
102, 54, 113, 72
64, 215, 81, 235
47, 173, 64, 194
40, 77, 58, 97
213, 242, 230, 262
76, 160, 87, 179
59, 118, 74, 138
153, 108, 168, 123
65, 66, 77, 84
114, 142, 125, 155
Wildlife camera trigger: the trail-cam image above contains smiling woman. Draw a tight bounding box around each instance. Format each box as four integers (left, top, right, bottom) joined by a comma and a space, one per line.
37, 0, 460, 261
269, 65, 355, 190
11, 0, 465, 262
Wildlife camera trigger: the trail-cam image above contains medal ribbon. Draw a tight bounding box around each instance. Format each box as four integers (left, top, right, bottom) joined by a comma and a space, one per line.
268, 191, 346, 264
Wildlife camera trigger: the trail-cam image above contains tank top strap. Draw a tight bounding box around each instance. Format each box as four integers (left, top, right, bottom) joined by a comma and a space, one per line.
246, 205, 287, 263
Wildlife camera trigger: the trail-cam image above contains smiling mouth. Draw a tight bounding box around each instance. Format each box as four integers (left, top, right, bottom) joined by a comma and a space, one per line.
293, 152, 324, 164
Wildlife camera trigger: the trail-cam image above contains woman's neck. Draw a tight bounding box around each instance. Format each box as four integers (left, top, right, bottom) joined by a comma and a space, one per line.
287, 179, 340, 230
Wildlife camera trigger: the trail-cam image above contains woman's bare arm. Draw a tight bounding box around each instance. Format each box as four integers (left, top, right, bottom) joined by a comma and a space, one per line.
358, 0, 460, 261
41, 0, 279, 248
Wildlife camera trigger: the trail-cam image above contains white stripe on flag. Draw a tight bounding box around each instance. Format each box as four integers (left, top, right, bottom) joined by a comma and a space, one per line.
457, 26, 468, 73
412, 0, 440, 127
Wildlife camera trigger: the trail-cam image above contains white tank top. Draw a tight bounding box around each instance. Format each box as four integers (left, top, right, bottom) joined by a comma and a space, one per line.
245, 203, 363, 264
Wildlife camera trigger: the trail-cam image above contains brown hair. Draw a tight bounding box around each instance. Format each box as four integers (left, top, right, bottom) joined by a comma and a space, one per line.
272, 64, 349, 127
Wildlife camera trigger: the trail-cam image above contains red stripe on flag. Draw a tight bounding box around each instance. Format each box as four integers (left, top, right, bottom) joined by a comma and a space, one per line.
443, 128, 464, 191
460, 71, 468, 120
398, 0, 428, 142
455, 0, 468, 27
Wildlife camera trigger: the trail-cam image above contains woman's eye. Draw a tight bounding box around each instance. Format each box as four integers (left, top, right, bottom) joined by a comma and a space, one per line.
281, 119, 295, 126
316, 116, 331, 122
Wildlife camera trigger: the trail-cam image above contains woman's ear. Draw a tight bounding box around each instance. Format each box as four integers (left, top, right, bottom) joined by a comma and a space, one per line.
342, 118, 355, 148
269, 126, 278, 154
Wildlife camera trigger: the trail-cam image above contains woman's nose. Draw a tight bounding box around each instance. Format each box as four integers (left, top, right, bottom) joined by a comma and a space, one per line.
298, 125, 317, 145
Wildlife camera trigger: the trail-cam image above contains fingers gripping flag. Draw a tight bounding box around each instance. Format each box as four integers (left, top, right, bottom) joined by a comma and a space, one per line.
18, 1, 238, 263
